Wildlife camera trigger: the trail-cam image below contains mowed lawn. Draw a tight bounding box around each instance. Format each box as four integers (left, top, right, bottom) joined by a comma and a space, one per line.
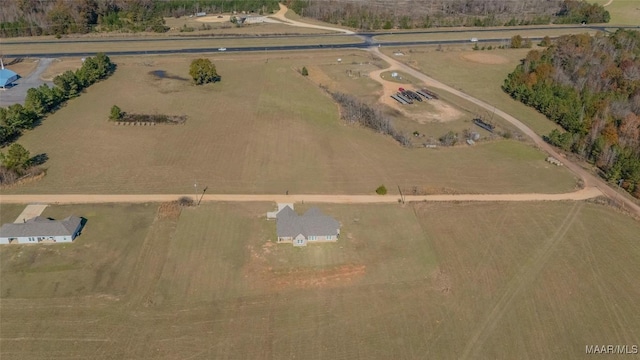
383, 46, 566, 136
1, 201, 638, 359
6, 51, 576, 195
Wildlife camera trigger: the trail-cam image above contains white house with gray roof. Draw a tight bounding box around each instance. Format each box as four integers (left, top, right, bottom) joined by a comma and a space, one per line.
0, 216, 83, 244
275, 206, 340, 246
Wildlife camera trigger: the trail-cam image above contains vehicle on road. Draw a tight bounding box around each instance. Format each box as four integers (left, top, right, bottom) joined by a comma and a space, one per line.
218, 48, 227, 51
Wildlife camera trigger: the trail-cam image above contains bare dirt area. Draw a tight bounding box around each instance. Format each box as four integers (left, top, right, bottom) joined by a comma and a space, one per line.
194, 15, 232, 23
370, 66, 465, 123
4, 58, 39, 78
461, 52, 509, 65
39, 58, 84, 81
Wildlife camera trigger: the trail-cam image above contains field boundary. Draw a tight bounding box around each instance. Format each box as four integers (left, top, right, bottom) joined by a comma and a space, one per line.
0, 187, 603, 205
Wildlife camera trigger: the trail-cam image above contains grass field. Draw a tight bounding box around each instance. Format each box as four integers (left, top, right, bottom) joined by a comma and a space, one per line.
1, 200, 638, 359
382, 46, 566, 136
374, 27, 599, 43
3, 51, 576, 195
595, 0, 640, 25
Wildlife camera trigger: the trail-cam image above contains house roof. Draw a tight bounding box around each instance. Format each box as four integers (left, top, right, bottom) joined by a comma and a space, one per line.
0, 68, 20, 87
0, 216, 82, 238
276, 206, 339, 238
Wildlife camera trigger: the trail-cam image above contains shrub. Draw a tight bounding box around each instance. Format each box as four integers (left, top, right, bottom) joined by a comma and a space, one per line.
109, 105, 123, 120
301, 66, 308, 76
376, 184, 387, 195
178, 196, 195, 207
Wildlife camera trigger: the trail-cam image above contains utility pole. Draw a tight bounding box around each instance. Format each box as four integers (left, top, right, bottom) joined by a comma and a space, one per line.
198, 186, 208, 206
397, 185, 405, 204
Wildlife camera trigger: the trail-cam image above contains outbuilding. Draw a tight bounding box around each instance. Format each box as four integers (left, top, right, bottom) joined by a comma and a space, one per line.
0, 61, 20, 89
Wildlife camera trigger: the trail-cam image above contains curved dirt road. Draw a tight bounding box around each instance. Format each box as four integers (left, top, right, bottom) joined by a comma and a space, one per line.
269, 3, 355, 34
369, 47, 640, 218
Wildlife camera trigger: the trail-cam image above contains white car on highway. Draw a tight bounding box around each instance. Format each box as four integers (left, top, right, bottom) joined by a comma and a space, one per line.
218, 47, 227, 51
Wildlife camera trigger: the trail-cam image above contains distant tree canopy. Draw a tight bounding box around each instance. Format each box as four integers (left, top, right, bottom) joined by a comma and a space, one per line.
0, 0, 279, 37
503, 30, 640, 198
286, 0, 607, 30
1, 53, 115, 145
189, 59, 220, 85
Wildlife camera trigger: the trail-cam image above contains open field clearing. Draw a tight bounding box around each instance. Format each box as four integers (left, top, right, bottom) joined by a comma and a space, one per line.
382, 46, 565, 135
165, 16, 334, 35
0, 35, 360, 56
0, 201, 638, 359
39, 58, 84, 81
374, 27, 599, 43
595, 0, 640, 25
3, 51, 576, 195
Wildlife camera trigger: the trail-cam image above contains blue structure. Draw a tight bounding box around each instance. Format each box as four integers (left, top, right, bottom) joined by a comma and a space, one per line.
0, 68, 20, 89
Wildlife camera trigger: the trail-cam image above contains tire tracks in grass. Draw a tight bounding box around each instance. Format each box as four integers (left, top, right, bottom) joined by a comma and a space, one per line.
124, 203, 180, 309
459, 202, 583, 359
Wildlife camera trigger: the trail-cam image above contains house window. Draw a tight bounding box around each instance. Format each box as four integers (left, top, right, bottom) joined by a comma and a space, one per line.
296, 239, 304, 245
308, 236, 315, 241
326, 235, 333, 240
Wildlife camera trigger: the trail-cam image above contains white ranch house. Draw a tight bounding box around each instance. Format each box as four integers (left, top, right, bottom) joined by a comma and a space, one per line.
273, 205, 340, 246
0, 216, 83, 244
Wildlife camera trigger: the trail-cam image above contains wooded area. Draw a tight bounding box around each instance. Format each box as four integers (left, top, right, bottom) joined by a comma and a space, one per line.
503, 30, 640, 198
0, 0, 279, 37
287, 0, 608, 29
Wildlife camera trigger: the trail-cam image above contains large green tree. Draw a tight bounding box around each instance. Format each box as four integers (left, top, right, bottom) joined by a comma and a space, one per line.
0, 143, 31, 172
189, 59, 220, 85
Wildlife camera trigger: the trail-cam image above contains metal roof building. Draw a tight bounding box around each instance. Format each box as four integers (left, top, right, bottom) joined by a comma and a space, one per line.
0, 68, 20, 89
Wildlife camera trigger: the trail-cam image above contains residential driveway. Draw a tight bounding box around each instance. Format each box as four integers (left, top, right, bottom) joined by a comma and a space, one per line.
0, 58, 54, 107
13, 204, 48, 223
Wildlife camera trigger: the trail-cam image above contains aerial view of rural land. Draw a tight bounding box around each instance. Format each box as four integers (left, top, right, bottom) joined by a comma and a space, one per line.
0, 0, 639, 358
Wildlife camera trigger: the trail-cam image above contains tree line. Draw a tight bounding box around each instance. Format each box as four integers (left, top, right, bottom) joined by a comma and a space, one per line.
330, 91, 411, 147
0, 0, 279, 37
286, 0, 608, 30
1, 53, 116, 145
502, 30, 640, 198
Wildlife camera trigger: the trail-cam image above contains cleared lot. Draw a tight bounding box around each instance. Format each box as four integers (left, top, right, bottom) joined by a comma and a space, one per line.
0, 201, 638, 359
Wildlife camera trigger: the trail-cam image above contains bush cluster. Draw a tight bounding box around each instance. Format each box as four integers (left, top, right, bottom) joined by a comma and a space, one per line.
330, 92, 411, 147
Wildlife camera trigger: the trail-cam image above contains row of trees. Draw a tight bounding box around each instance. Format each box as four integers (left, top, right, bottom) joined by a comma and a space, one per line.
0, 0, 280, 37
330, 92, 411, 147
0, 53, 116, 145
503, 30, 640, 198
286, 0, 608, 30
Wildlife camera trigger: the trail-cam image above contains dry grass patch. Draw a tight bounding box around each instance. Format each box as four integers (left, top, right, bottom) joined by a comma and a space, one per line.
1, 201, 638, 359
4, 58, 39, 78
383, 46, 565, 135
39, 58, 84, 81
5, 52, 577, 195
461, 52, 509, 65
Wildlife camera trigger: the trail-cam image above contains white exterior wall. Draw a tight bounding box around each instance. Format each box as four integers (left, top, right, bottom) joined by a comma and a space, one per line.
0, 234, 74, 244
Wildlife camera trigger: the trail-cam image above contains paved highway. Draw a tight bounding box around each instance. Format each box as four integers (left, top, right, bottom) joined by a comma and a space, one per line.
4, 25, 638, 58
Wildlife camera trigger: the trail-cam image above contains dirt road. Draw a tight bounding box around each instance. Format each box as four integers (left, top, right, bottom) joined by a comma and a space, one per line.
269, 3, 355, 34
369, 47, 640, 218
0, 187, 603, 205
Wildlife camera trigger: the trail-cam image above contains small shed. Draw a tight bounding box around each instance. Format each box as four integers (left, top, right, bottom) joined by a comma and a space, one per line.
0, 67, 20, 89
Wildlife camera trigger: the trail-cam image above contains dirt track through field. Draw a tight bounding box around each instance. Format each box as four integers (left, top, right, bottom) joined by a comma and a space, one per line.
0, 186, 603, 205
368, 47, 640, 218
459, 202, 584, 359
